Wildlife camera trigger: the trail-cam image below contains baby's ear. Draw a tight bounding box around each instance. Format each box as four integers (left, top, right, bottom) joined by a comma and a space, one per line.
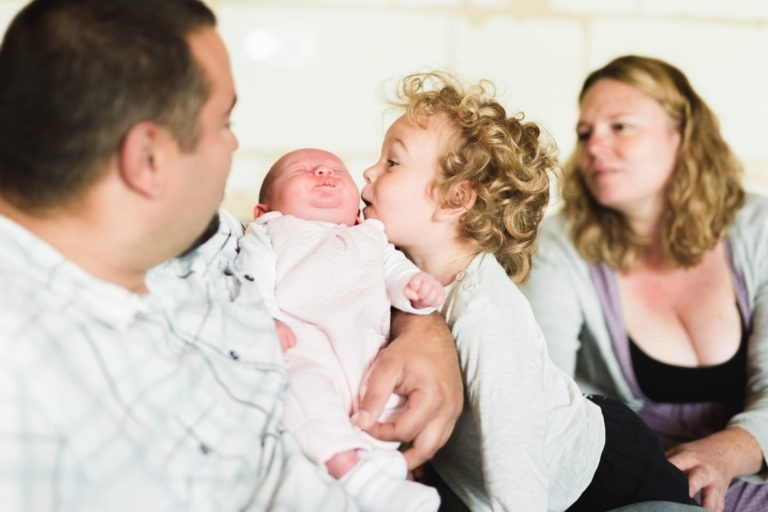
436, 180, 476, 220
253, 203, 270, 219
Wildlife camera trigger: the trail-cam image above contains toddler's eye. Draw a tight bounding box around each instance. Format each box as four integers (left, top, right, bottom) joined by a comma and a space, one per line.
387, 159, 398, 167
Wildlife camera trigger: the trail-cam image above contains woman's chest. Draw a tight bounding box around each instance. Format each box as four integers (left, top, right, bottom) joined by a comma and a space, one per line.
617, 244, 742, 366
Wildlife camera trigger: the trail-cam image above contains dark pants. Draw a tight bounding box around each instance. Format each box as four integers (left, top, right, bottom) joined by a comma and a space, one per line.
418, 463, 470, 512
567, 395, 696, 512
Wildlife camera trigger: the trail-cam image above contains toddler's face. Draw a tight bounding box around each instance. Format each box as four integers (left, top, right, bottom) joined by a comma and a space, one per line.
267, 149, 361, 226
361, 114, 451, 249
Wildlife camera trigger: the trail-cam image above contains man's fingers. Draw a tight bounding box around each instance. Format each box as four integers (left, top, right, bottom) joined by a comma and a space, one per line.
355, 359, 401, 430
363, 390, 427, 443
401, 433, 437, 469
400, 416, 454, 470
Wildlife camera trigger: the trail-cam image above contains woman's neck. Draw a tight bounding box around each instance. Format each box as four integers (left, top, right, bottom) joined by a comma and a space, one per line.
620, 203, 670, 268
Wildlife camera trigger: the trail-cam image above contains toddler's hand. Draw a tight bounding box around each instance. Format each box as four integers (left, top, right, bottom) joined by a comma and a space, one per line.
274, 319, 296, 352
403, 272, 444, 309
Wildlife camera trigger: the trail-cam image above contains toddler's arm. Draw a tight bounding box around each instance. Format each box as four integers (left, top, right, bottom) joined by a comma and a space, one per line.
403, 271, 444, 309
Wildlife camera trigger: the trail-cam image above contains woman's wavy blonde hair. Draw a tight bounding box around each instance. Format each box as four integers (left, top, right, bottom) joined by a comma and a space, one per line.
562, 55, 745, 271
393, 72, 556, 283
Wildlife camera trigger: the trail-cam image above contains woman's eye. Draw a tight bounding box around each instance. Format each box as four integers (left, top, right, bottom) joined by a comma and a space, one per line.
576, 130, 590, 142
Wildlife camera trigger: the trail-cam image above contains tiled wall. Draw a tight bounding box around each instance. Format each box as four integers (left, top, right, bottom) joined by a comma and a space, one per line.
2, 0, 767, 219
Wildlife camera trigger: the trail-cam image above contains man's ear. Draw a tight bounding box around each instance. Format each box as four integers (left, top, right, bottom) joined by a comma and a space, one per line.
253, 203, 270, 219
118, 121, 171, 199
435, 180, 477, 221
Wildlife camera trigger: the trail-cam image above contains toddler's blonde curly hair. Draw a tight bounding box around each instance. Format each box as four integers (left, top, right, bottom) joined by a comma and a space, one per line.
393, 72, 557, 283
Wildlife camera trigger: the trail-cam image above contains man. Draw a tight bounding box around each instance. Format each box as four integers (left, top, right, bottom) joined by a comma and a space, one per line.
0, 0, 461, 509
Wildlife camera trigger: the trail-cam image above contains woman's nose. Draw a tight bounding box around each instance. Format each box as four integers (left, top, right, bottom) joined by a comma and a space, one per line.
585, 129, 611, 158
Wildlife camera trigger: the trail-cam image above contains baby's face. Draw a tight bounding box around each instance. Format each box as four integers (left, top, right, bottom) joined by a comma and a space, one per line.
267, 149, 361, 226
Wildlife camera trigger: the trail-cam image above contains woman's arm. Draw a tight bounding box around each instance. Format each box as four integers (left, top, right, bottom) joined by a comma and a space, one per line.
678, 240, 768, 509
667, 427, 763, 511
355, 310, 462, 469
523, 223, 587, 377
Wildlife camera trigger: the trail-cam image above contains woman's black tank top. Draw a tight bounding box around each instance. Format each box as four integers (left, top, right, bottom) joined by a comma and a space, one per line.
629, 311, 748, 406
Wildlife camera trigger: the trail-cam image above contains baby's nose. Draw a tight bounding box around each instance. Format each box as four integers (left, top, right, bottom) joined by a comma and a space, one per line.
314, 166, 335, 177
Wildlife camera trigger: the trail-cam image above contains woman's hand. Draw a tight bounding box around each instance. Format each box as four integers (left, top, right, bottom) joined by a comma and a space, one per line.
666, 427, 763, 511
355, 311, 463, 469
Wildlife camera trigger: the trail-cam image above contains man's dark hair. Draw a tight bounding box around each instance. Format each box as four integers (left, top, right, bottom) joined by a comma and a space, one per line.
0, 0, 217, 209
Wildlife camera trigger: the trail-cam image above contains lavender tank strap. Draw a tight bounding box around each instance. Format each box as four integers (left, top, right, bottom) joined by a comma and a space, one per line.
587, 263, 644, 398
726, 237, 751, 330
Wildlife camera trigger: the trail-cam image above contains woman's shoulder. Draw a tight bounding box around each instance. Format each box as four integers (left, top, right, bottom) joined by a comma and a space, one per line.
531, 208, 589, 276
729, 193, 768, 276
538, 207, 571, 241
735, 193, 768, 228
730, 193, 768, 248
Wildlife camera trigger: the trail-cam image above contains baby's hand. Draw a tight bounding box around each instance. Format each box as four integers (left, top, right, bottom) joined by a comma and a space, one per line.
274, 319, 296, 352
403, 272, 444, 309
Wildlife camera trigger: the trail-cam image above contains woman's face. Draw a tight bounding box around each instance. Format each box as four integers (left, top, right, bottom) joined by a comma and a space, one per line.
361, 114, 450, 249
575, 78, 681, 219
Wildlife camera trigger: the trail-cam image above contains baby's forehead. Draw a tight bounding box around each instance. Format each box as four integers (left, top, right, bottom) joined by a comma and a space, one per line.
277, 149, 347, 171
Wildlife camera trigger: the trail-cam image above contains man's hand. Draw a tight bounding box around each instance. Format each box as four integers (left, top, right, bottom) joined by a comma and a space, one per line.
355, 311, 462, 469
666, 427, 763, 511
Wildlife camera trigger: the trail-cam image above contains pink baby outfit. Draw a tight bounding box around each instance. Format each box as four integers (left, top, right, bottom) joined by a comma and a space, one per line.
236, 212, 432, 465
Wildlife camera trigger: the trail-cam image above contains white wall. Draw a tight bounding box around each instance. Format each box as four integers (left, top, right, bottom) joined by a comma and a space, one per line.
2, 0, 767, 219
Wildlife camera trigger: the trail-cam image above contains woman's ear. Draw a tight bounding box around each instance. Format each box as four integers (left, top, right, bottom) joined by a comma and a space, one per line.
435, 180, 477, 221
118, 121, 170, 199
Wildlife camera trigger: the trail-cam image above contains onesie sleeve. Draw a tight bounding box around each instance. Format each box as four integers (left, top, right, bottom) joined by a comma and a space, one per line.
382, 242, 435, 315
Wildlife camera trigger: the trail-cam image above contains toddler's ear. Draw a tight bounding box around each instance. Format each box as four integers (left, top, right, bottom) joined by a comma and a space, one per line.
436, 180, 477, 221
253, 203, 270, 219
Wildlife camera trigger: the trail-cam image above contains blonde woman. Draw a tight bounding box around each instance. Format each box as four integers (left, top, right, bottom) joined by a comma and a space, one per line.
524, 55, 768, 511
